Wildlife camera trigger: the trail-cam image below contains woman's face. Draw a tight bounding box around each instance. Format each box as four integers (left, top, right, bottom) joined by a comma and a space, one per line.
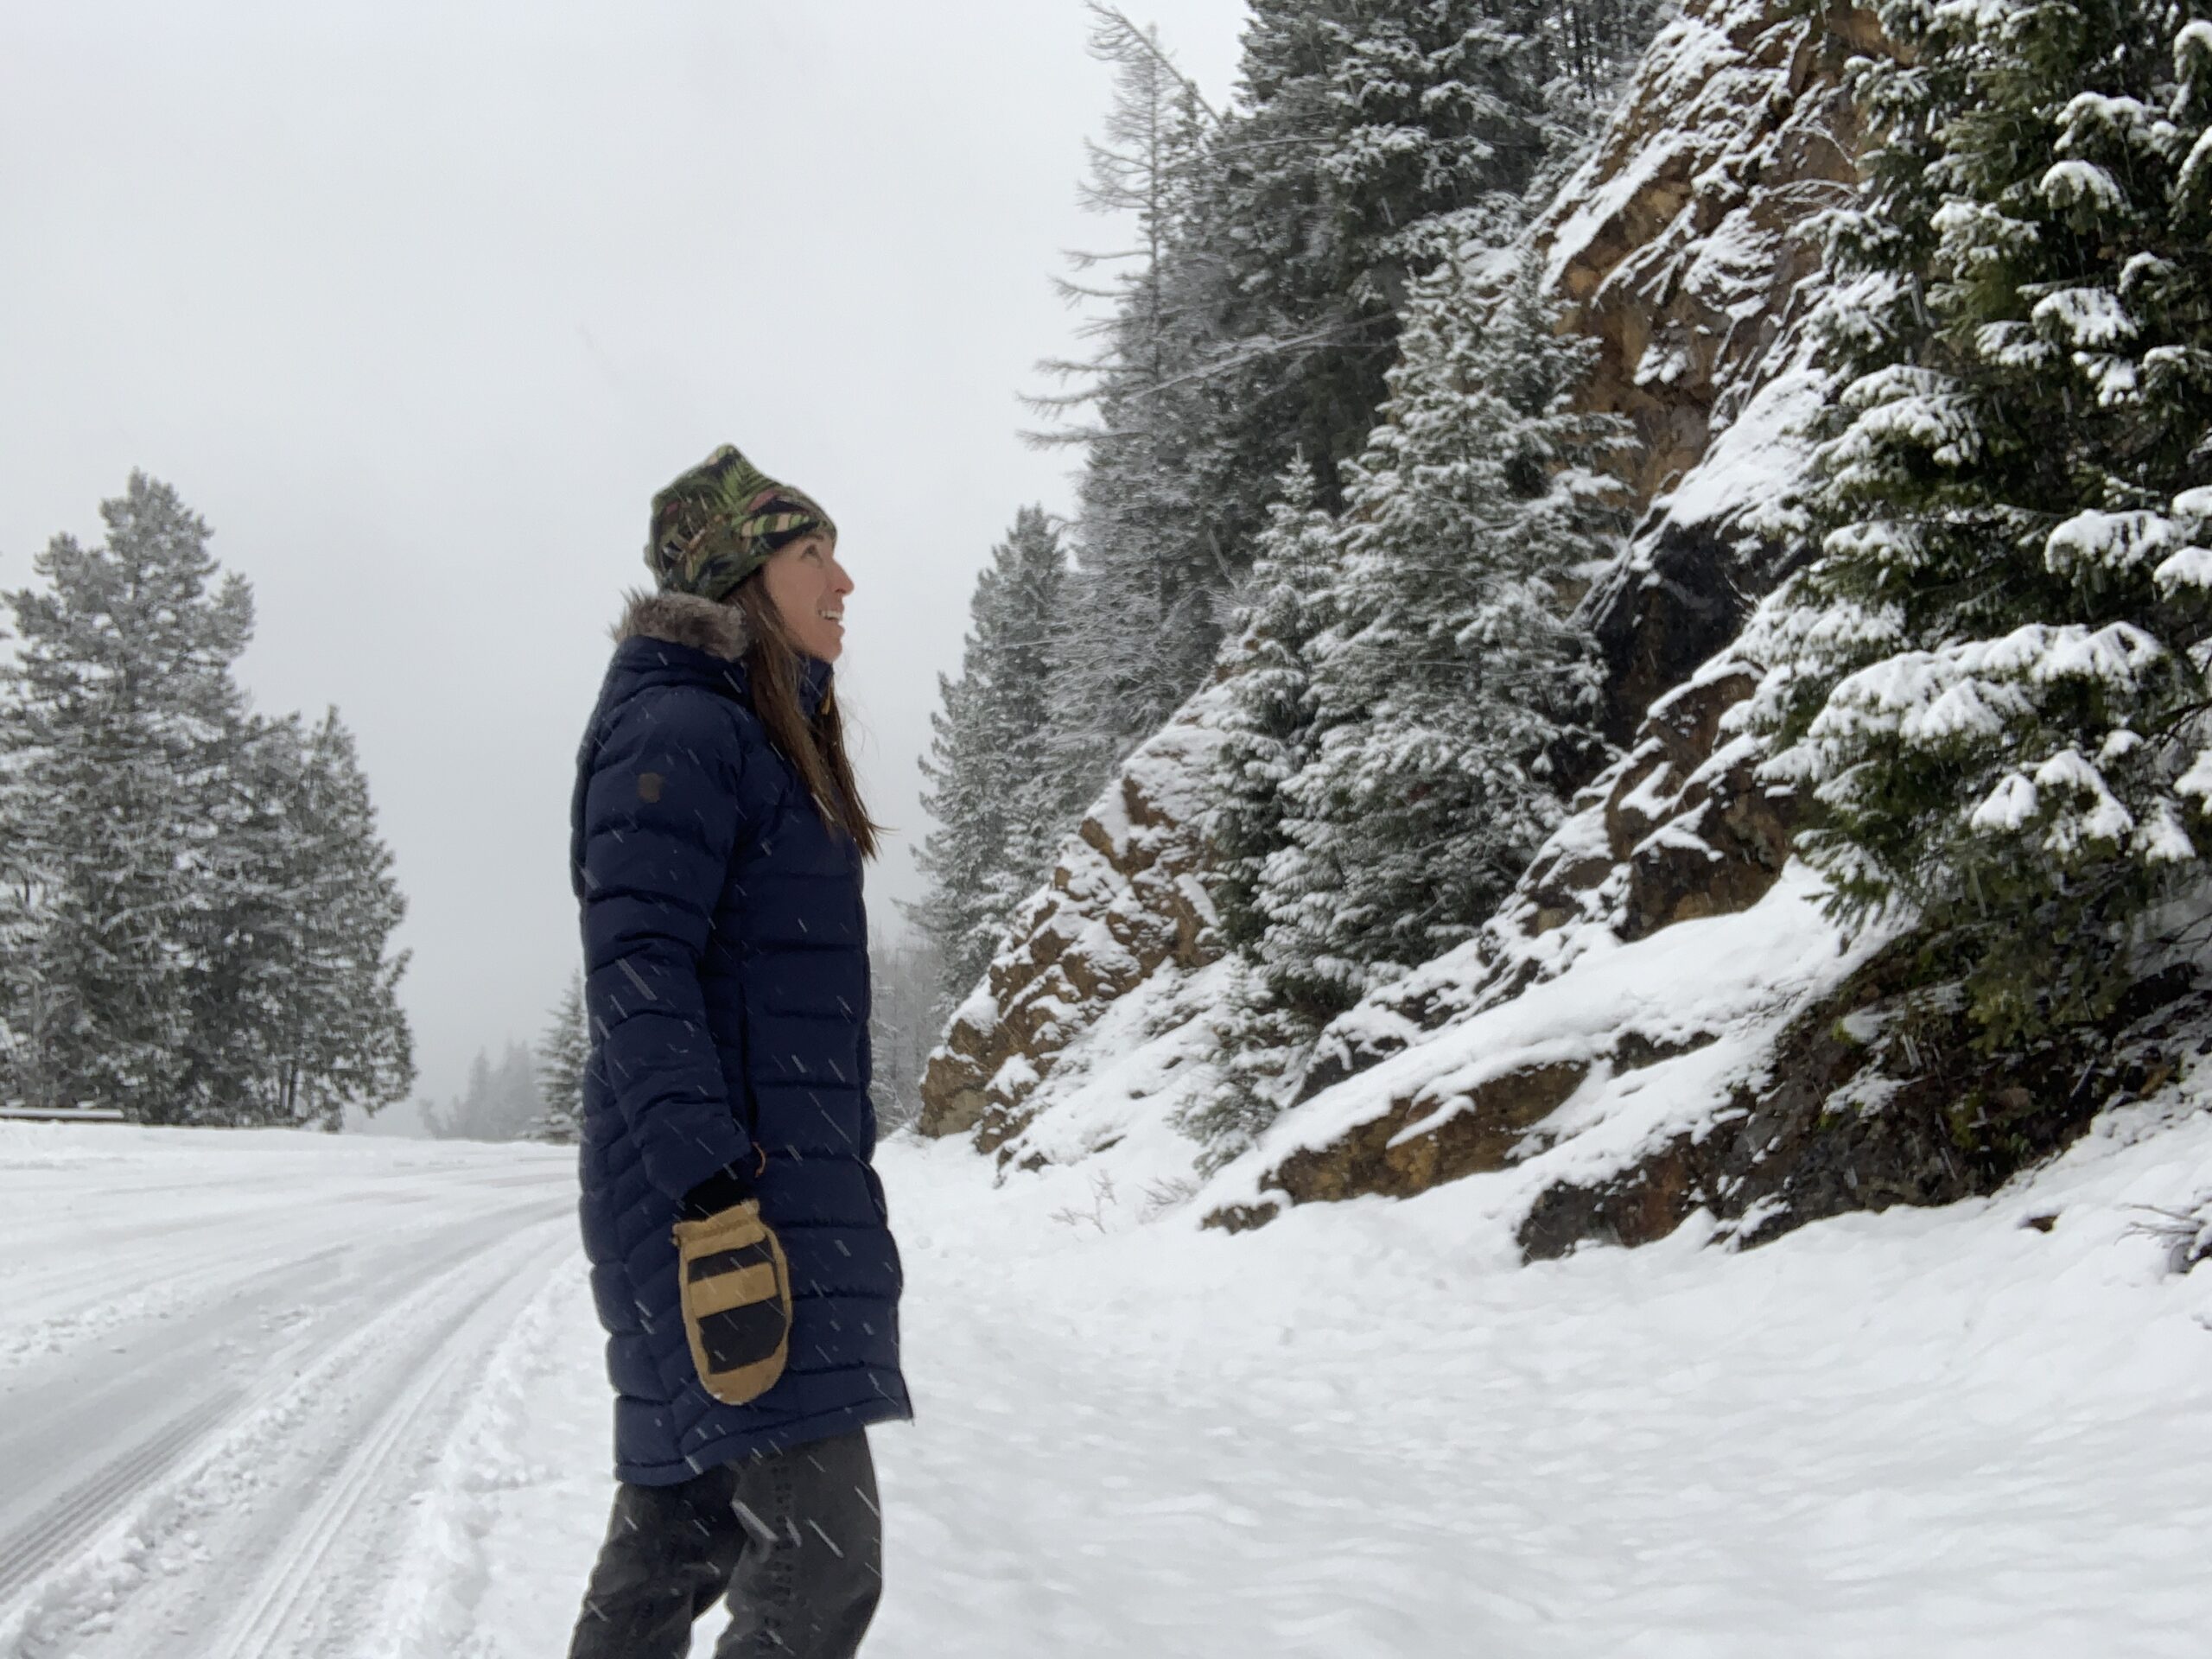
758, 531, 853, 662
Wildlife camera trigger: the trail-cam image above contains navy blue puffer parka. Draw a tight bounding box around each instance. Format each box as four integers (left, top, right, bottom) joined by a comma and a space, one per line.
570, 589, 909, 1485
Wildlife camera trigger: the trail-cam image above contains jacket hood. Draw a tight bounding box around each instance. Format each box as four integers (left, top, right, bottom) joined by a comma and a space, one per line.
613, 589, 753, 660
609, 588, 833, 715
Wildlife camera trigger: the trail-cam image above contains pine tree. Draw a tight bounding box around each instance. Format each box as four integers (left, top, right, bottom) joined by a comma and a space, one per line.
992, 511, 1079, 892
1033, 5, 1224, 789
1179, 463, 1346, 1166
1177, 0, 1561, 517
1207, 459, 1342, 956
907, 507, 1072, 1013
1042, 1, 1634, 810
1257, 251, 1625, 1017
532, 971, 588, 1144
867, 925, 946, 1133
0, 626, 35, 1108
175, 711, 312, 1124
908, 658, 1006, 1012
168, 706, 413, 1128
266, 710, 415, 1127
1745, 0, 2212, 1046
0, 477, 415, 1124
427, 1041, 543, 1141
0, 473, 254, 1118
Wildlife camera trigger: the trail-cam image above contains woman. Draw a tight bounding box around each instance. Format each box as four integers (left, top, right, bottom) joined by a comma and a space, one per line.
566, 446, 908, 1659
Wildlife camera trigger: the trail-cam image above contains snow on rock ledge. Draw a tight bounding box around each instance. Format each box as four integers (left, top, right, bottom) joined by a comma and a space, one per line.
1539, 0, 1875, 512
1203, 645, 2209, 1253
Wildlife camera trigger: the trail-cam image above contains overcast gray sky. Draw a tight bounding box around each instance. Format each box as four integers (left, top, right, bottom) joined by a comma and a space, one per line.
1, 1, 1250, 1122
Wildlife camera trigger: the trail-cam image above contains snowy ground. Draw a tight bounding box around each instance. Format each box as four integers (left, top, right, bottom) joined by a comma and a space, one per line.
3, 1107, 2211, 1658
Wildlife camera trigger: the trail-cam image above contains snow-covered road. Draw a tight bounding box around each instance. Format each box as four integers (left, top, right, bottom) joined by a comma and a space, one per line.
4, 1107, 2212, 1657
0, 1136, 573, 1658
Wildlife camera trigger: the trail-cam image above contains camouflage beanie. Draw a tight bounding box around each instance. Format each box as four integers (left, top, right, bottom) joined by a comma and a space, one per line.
645, 445, 837, 601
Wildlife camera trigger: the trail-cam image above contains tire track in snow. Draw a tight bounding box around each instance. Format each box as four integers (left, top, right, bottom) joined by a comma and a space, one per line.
0, 1243, 354, 1608
0, 1391, 243, 1600
209, 1223, 566, 1659
0, 1185, 571, 1659
0, 1172, 550, 1375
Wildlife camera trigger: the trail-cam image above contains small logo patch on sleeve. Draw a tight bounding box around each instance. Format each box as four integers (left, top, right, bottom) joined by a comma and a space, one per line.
638, 771, 664, 804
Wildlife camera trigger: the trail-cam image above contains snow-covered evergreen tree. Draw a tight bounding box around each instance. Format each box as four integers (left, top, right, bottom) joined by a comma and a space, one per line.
1033, 5, 1223, 791
1179, 463, 1345, 1166
1257, 251, 1624, 1017
531, 972, 587, 1144
1177, 0, 1561, 516
1207, 459, 1341, 957
1042, 0, 1648, 813
908, 507, 1071, 1013
175, 711, 314, 1123
262, 709, 413, 1127
1745, 0, 2212, 1046
0, 629, 35, 1109
867, 925, 945, 1133
0, 475, 415, 1124
0, 473, 254, 1118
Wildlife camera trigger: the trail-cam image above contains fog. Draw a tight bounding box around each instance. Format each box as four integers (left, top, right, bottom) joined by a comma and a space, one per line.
0, 1, 1249, 1119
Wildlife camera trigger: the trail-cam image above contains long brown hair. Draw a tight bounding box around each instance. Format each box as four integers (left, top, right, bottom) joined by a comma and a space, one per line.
728, 576, 887, 861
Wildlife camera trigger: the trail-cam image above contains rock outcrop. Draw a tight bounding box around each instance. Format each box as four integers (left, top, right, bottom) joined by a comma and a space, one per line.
1516, 960, 2206, 1259
1186, 0, 1890, 1236
1206, 648, 1809, 1233
922, 0, 1864, 1168
1539, 0, 1872, 511
916, 693, 1226, 1151
918, 0, 2178, 1264
1538, 0, 1872, 741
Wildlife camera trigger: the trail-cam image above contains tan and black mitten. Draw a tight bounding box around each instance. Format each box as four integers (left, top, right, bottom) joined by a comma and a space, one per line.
673, 1200, 791, 1406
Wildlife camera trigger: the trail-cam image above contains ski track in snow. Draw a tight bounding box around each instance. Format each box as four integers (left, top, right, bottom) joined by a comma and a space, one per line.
0, 1130, 574, 1659
6, 1108, 2212, 1656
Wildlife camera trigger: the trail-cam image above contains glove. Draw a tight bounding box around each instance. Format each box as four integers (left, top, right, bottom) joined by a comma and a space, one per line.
679, 1158, 759, 1220
671, 1149, 790, 1407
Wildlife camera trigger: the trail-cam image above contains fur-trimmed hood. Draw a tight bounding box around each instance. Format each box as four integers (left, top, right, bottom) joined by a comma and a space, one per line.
613, 588, 753, 662
609, 588, 833, 715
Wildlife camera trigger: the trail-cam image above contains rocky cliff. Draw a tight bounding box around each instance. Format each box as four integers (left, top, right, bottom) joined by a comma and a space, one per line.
912, 0, 2207, 1252
916, 686, 1230, 1160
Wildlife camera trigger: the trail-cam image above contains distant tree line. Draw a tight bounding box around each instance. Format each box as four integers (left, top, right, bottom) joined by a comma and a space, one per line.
0, 473, 415, 1128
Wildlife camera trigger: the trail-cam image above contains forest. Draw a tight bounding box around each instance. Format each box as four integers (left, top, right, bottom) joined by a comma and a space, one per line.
0, 475, 414, 1128
906, 0, 2212, 1242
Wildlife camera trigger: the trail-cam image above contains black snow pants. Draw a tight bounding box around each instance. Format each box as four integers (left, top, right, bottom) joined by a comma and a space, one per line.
568, 1429, 882, 1659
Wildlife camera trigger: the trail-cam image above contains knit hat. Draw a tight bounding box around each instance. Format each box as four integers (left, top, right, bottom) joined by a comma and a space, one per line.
645, 445, 837, 601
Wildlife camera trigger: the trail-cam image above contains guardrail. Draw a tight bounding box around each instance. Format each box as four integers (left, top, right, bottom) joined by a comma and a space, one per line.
0, 1107, 130, 1122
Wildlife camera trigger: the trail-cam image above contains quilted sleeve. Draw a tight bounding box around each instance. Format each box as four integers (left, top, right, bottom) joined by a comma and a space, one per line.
577, 686, 759, 1198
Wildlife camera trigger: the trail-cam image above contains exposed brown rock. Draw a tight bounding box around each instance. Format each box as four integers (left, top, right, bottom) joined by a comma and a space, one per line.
1548, 0, 1877, 741
1207, 1201, 1282, 1236
1517, 959, 2205, 1260
916, 713, 1225, 1143
1252, 651, 1789, 1214
1213, 1029, 1723, 1230
1540, 0, 1866, 511
1265, 1060, 1592, 1208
